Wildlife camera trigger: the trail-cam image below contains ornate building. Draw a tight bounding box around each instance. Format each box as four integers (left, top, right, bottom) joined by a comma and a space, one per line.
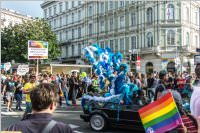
41, 1, 200, 73
1, 8, 32, 29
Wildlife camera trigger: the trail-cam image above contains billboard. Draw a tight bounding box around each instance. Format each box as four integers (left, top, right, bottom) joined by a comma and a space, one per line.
28, 40, 48, 59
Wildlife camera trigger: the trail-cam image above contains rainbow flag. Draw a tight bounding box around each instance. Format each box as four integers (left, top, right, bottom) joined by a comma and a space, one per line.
138, 92, 182, 133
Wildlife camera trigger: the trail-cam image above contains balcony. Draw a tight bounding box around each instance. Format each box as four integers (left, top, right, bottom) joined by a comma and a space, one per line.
140, 47, 156, 54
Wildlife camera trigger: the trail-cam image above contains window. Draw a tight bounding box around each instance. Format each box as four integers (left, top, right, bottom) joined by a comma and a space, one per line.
49, 7, 52, 16
54, 19, 56, 28
59, 17, 62, 27
72, 45, 75, 56
186, 32, 189, 45
186, 7, 189, 21
78, 10, 81, 21
110, 18, 114, 31
131, 36, 136, 49
109, 1, 113, 10
167, 30, 175, 45
78, 44, 81, 55
72, 1, 74, 8
100, 21, 105, 32
66, 15, 68, 24
195, 35, 198, 47
120, 0, 125, 7
66, 46, 69, 57
89, 24, 92, 35
54, 5, 57, 15
105, 43, 108, 48
120, 1, 125, 7
89, 6, 93, 16
120, 16, 125, 28
110, 40, 114, 50
78, 27, 81, 38
48, 21, 51, 26
44, 9, 47, 18
65, 2, 68, 10
72, 29, 74, 39
59, 32, 62, 41
66, 30, 68, 40
120, 38, 125, 51
166, 4, 174, 20
72, 13, 74, 22
147, 32, 153, 47
78, 1, 81, 5
101, 2, 104, 13
195, 12, 198, 24
59, 2, 62, 13
131, 13, 136, 26
100, 42, 104, 48
147, 7, 153, 24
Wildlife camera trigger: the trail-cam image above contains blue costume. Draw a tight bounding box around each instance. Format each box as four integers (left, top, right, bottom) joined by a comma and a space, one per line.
82, 44, 139, 105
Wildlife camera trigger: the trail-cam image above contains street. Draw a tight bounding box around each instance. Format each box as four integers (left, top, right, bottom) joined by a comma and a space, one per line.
1, 100, 134, 133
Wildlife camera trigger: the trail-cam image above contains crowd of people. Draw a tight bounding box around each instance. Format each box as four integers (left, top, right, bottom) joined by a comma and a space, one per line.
1, 64, 200, 132
0, 69, 198, 111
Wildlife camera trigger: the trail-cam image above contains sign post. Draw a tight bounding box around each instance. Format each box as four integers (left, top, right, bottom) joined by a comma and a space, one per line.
28, 40, 48, 76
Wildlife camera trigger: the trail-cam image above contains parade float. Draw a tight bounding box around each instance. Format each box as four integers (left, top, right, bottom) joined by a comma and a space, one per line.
80, 44, 145, 131
80, 44, 184, 133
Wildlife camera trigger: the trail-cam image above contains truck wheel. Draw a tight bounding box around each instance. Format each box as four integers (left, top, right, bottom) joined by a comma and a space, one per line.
90, 114, 107, 131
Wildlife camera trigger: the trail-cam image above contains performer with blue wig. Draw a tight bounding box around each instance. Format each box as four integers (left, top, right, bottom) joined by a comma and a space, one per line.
82, 44, 139, 105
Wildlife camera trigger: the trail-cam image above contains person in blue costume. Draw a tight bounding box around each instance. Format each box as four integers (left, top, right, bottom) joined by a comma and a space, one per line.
114, 64, 129, 95
82, 44, 139, 105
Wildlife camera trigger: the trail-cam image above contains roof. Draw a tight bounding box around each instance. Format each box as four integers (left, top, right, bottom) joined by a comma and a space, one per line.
1, 8, 32, 19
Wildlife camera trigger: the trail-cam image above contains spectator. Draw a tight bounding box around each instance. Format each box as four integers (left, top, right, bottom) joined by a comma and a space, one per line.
5, 83, 73, 133
23, 74, 37, 114
191, 63, 200, 118
154, 70, 168, 101
59, 75, 70, 107
80, 72, 91, 94
2, 75, 15, 112
135, 73, 142, 89
70, 72, 79, 105
15, 76, 23, 111
42, 74, 49, 83
160, 90, 198, 133
177, 74, 186, 94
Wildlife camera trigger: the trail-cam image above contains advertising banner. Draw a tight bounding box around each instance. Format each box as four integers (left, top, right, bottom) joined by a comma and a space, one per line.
28, 40, 48, 59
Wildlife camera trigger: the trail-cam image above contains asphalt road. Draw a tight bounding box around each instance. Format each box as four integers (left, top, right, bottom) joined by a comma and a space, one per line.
1, 100, 137, 133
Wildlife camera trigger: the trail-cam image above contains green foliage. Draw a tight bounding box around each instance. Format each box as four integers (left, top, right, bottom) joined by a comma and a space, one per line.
1, 18, 60, 63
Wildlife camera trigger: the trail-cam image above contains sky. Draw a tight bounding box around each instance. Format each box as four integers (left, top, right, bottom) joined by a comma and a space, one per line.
1, 1, 44, 18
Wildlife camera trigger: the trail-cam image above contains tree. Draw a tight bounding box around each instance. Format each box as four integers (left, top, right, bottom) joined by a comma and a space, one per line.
1, 18, 60, 63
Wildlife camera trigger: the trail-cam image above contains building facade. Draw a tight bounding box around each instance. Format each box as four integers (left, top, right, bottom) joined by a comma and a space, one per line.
41, 1, 200, 74
0, 8, 32, 29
